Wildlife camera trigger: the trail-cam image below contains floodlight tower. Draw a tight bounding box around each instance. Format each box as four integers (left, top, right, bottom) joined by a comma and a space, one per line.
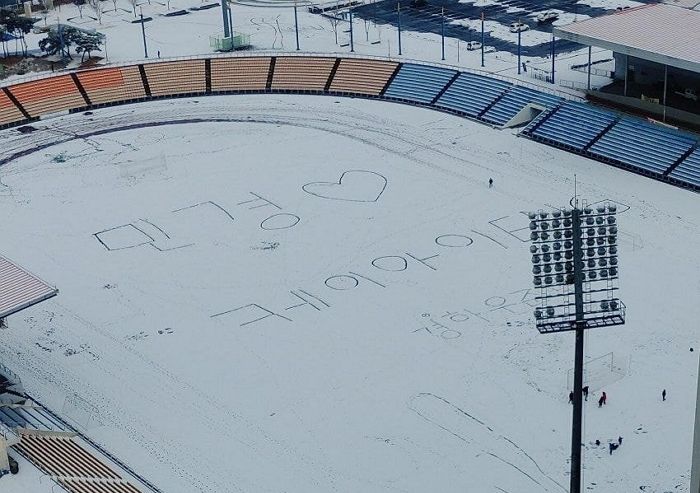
527, 201, 625, 493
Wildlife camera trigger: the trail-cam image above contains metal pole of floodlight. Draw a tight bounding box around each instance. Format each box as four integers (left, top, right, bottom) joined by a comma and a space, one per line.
294, 1, 300, 50
480, 11, 485, 67
140, 8, 148, 59
221, 0, 231, 39
692, 355, 700, 493
397, 2, 402, 56
441, 7, 445, 61
349, 8, 354, 52
528, 201, 625, 493
517, 28, 521, 74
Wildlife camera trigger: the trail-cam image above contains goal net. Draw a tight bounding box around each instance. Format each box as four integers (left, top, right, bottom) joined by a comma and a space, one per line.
567, 352, 627, 392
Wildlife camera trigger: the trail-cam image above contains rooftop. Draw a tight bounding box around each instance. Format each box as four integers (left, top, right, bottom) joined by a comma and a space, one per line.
0, 255, 57, 319
554, 4, 700, 74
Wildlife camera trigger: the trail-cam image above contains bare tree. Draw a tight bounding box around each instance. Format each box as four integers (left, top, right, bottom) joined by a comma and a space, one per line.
129, 0, 138, 17
88, 0, 103, 24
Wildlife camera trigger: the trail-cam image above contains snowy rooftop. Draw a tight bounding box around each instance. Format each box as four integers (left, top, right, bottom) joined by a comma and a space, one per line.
0, 255, 58, 319
554, 4, 700, 73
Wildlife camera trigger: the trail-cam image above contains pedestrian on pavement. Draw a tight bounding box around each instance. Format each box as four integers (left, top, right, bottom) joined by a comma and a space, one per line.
582, 386, 589, 401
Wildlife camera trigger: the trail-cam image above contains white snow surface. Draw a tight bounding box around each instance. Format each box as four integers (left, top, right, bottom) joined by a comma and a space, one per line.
0, 94, 698, 493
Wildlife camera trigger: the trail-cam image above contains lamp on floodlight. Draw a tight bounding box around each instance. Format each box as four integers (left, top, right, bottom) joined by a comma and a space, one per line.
526, 201, 625, 493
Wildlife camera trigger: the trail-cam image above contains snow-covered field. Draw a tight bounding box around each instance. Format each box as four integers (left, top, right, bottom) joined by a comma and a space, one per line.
0, 94, 698, 492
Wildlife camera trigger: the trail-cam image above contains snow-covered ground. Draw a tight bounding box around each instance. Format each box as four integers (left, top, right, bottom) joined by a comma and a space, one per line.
0, 94, 698, 492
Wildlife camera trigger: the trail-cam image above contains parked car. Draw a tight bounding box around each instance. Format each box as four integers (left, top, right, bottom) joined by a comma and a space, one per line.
509, 21, 529, 33
536, 11, 559, 24
466, 41, 482, 51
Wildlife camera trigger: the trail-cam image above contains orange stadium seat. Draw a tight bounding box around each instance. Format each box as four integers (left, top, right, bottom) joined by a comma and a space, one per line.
271, 57, 336, 91
0, 89, 25, 126
58, 478, 143, 493
15, 433, 121, 479
8, 75, 86, 117
329, 59, 398, 96
210, 57, 271, 92
77, 66, 147, 105
143, 60, 206, 97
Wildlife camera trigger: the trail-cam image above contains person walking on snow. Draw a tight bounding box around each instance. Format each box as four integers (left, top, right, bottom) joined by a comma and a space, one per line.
598, 395, 605, 408
582, 386, 589, 401
488, 178, 493, 188
618, 436, 623, 446
601, 391, 607, 405
662, 389, 666, 401
609, 442, 618, 455
569, 391, 574, 404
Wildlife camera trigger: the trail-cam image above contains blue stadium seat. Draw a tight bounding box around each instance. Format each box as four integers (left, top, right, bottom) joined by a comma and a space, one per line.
434, 72, 512, 117
531, 101, 617, 151
481, 86, 562, 126
383, 63, 457, 104
669, 147, 700, 188
589, 118, 697, 176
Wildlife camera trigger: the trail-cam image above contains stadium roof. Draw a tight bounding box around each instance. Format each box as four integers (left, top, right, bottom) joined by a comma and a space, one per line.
553, 4, 700, 74
0, 255, 58, 319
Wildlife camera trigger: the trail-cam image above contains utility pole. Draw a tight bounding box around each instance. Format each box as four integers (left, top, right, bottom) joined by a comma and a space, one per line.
397, 2, 402, 56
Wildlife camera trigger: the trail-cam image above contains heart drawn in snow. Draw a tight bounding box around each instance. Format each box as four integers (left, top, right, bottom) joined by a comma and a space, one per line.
302, 170, 388, 203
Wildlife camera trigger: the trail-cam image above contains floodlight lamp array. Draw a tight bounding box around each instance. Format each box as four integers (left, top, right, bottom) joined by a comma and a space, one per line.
527, 204, 619, 288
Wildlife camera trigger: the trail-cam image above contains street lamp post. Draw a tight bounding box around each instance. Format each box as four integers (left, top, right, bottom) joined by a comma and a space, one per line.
528, 200, 625, 493
140, 8, 148, 58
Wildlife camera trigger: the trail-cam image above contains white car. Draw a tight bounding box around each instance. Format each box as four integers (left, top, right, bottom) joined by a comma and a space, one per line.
509, 22, 529, 33
466, 41, 482, 51
536, 11, 559, 24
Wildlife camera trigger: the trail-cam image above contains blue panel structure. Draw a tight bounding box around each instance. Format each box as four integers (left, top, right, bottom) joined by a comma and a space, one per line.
531, 101, 617, 151
589, 118, 697, 176
434, 72, 511, 117
383, 63, 457, 104
669, 147, 700, 188
481, 85, 562, 126
0, 405, 70, 432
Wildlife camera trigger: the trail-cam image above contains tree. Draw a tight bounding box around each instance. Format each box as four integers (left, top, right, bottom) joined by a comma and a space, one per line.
39, 25, 79, 58
88, 0, 103, 24
75, 0, 86, 18
0, 10, 34, 56
74, 30, 104, 61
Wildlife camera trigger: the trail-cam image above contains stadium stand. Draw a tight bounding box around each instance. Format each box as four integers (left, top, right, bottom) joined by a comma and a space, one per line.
383, 63, 457, 104
15, 433, 121, 479
271, 57, 336, 91
0, 55, 697, 191
481, 85, 562, 126
529, 101, 618, 151
0, 405, 70, 432
76, 67, 147, 106
669, 147, 700, 188
435, 72, 512, 118
588, 117, 698, 176
328, 58, 398, 96
0, 89, 25, 127
143, 60, 206, 96
7, 75, 85, 117
210, 57, 271, 92
57, 478, 143, 493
